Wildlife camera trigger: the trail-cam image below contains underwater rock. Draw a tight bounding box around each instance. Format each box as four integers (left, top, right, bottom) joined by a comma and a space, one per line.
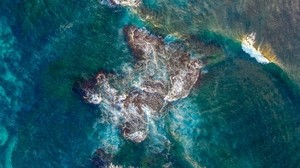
92, 149, 113, 168
80, 26, 202, 143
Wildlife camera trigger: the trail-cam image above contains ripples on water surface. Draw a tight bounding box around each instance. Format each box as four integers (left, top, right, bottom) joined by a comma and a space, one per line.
0, 0, 299, 167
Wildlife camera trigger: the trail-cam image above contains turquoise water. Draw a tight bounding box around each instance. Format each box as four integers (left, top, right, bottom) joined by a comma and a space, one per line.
0, 0, 300, 167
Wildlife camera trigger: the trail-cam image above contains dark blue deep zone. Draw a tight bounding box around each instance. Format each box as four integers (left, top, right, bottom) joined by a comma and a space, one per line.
0, 0, 300, 168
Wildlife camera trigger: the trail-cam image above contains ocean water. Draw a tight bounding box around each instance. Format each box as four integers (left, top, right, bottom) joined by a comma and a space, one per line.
0, 0, 299, 168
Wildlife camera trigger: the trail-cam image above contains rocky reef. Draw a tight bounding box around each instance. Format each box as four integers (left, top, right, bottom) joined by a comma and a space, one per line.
124, 26, 202, 101
81, 26, 202, 143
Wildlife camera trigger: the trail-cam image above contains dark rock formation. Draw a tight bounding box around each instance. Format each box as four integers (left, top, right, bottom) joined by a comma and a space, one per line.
80, 26, 202, 143
124, 26, 202, 101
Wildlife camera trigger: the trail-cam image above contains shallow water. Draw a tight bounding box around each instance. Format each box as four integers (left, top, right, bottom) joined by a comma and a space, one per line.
0, 0, 299, 167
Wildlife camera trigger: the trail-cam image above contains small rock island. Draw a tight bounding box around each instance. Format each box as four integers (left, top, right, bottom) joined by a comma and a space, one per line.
81, 26, 202, 143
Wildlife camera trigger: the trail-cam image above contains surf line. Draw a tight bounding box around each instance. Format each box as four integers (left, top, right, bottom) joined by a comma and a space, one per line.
241, 32, 270, 64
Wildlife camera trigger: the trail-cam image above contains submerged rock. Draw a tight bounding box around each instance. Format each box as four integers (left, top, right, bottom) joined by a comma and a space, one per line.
80, 26, 203, 143
92, 149, 113, 168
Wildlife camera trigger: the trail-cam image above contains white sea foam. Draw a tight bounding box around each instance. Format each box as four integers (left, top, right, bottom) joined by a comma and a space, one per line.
108, 163, 123, 168
84, 92, 102, 104
241, 33, 270, 64
99, 0, 140, 7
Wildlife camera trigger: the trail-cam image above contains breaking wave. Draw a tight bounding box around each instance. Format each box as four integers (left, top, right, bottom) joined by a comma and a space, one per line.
241, 33, 270, 64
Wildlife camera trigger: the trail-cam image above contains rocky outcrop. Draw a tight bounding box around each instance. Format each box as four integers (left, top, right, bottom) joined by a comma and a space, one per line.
124, 26, 202, 101
80, 26, 202, 143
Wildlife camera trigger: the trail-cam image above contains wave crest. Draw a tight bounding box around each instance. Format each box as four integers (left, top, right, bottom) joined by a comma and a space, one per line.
241, 33, 270, 64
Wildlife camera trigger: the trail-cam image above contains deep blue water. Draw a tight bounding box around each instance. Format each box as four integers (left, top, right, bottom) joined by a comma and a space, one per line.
0, 0, 300, 168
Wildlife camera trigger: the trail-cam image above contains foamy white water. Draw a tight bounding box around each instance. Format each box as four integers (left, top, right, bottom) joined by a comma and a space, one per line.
241, 33, 270, 64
